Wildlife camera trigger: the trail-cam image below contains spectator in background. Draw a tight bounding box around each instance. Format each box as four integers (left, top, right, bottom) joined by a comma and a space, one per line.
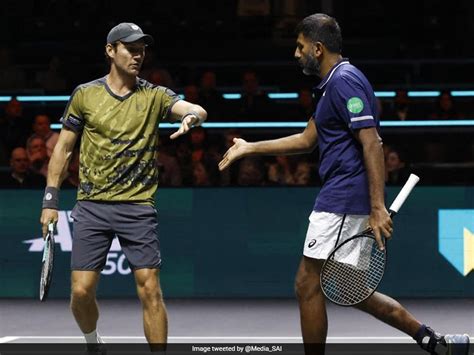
140, 49, 176, 88
199, 71, 224, 120
294, 160, 314, 186
192, 161, 212, 186
62, 148, 80, 188
147, 68, 175, 89
206, 137, 225, 174
429, 91, 461, 120
30, 114, 59, 157
188, 127, 220, 184
175, 140, 193, 185
382, 143, 393, 159
385, 90, 413, 120
296, 88, 315, 118
267, 156, 315, 186
156, 138, 182, 187
184, 84, 200, 104
0, 147, 45, 188
237, 157, 265, 186
385, 148, 410, 185
0, 47, 27, 91
0, 98, 30, 158
267, 155, 297, 185
26, 136, 49, 178
189, 127, 208, 163
238, 71, 270, 120
35, 56, 68, 93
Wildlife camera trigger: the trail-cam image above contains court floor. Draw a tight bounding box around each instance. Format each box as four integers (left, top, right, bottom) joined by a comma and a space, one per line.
1, 298, 473, 345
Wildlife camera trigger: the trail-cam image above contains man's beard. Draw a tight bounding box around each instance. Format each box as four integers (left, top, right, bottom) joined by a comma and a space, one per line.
301, 54, 320, 76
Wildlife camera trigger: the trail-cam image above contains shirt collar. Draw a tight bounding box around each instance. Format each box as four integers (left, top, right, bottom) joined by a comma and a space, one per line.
315, 57, 350, 90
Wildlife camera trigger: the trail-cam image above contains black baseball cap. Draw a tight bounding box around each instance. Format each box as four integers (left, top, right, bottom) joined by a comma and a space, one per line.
106, 23, 154, 45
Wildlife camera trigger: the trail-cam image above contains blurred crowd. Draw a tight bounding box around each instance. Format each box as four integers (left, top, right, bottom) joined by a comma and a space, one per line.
0, 104, 321, 188
1, 0, 472, 189
1, 42, 473, 189
1, 90, 473, 189
0, 103, 78, 189
380, 90, 467, 121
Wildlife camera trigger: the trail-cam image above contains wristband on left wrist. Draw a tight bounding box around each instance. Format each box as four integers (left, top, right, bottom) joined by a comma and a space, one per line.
181, 111, 203, 125
42, 186, 59, 210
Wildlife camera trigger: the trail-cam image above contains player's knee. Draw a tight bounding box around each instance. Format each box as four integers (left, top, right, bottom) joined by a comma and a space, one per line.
136, 278, 163, 304
294, 272, 322, 302
70, 284, 95, 304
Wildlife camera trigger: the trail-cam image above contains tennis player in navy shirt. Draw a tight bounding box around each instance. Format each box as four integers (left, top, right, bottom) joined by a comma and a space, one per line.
219, 13, 469, 355
312, 57, 379, 216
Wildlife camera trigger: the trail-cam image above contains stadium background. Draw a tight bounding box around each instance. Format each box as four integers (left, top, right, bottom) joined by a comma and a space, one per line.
0, 0, 473, 298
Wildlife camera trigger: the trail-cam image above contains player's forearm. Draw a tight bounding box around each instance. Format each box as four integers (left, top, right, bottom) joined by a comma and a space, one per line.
247, 133, 314, 156
363, 140, 386, 210
47, 145, 73, 188
169, 101, 207, 124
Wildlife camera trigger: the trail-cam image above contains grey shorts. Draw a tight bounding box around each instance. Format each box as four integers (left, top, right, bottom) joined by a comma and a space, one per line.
70, 200, 161, 271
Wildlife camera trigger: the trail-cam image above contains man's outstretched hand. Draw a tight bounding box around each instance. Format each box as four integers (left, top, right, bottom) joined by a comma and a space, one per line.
218, 138, 251, 171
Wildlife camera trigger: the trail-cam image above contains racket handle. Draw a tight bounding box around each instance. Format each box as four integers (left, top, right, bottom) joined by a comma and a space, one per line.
48, 222, 55, 233
388, 174, 420, 214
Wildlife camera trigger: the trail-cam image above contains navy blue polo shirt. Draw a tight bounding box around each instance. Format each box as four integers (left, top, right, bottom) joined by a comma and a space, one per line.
312, 59, 381, 215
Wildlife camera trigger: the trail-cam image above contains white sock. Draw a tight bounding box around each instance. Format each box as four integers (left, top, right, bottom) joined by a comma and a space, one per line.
84, 329, 104, 343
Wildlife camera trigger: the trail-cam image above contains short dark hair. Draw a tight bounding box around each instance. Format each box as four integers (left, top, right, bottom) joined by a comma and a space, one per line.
295, 13, 342, 54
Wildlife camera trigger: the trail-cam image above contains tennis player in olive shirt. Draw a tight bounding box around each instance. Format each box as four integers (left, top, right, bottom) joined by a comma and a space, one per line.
40, 22, 207, 348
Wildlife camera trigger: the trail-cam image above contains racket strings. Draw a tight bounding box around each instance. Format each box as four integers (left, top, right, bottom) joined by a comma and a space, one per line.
324, 264, 374, 304
321, 237, 385, 305
40, 235, 54, 300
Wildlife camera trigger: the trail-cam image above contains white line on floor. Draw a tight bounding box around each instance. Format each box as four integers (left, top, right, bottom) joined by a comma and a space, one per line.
1, 336, 412, 340
4, 335, 473, 343
0, 337, 20, 343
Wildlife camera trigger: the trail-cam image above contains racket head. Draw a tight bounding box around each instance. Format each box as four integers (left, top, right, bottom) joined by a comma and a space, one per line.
320, 233, 387, 307
39, 225, 55, 301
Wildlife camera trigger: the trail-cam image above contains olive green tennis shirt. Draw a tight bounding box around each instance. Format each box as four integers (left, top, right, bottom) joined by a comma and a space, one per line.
61, 76, 180, 205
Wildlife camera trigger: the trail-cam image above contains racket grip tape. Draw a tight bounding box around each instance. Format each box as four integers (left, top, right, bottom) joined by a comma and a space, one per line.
388, 174, 420, 213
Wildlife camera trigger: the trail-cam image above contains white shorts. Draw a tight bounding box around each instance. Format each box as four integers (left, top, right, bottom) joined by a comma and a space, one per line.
303, 211, 369, 263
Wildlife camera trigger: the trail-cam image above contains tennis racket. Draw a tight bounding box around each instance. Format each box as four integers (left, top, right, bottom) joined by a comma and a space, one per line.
320, 174, 420, 306
39, 222, 56, 301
